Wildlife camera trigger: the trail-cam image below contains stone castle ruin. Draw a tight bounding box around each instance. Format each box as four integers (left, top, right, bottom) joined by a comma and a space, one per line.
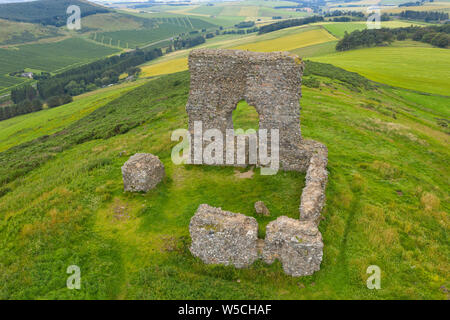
187, 49, 329, 277
187, 49, 311, 171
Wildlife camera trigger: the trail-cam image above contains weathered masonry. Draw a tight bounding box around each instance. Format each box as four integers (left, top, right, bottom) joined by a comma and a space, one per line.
187, 49, 329, 277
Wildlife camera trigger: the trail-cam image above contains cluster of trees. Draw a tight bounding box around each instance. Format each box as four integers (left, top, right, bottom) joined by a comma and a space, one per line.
234, 21, 255, 28
410, 25, 449, 47
3, 82, 74, 121
399, 2, 423, 7
399, 10, 448, 22
336, 29, 394, 51
258, 16, 324, 34
324, 11, 389, 22
0, 99, 44, 121
0, 0, 109, 27
46, 95, 73, 108
3, 47, 163, 121
37, 47, 163, 100
11, 85, 38, 104
332, 17, 353, 22
1, 84, 46, 121
222, 27, 259, 35
303, 60, 373, 91
324, 10, 365, 18
172, 35, 205, 50
336, 25, 450, 51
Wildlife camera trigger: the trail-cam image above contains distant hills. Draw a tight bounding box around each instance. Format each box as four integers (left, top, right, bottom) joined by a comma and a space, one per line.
0, 0, 109, 27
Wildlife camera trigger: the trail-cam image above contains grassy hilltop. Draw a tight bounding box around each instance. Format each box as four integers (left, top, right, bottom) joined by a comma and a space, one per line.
0, 61, 448, 299
0, 0, 448, 300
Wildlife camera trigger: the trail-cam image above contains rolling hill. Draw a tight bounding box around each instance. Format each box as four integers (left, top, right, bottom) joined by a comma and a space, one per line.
0, 0, 448, 301
0, 0, 109, 26
311, 42, 450, 95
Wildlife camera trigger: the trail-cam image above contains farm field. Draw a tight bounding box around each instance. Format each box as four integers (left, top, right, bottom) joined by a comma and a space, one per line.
81, 13, 143, 32
322, 21, 429, 38
0, 19, 62, 45
91, 17, 217, 49
0, 69, 448, 299
0, 75, 28, 94
326, 0, 450, 13
290, 41, 339, 58
139, 18, 442, 79
141, 57, 188, 78
129, 9, 245, 28
232, 28, 336, 52
311, 43, 450, 95
149, 0, 310, 25
382, 2, 450, 14
0, 38, 120, 91
0, 80, 147, 152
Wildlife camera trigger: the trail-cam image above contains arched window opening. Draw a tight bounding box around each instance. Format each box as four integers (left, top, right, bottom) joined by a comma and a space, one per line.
232, 100, 259, 134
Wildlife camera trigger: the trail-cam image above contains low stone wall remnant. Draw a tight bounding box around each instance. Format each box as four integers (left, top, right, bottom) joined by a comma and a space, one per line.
299, 141, 328, 223
263, 216, 323, 277
189, 204, 259, 268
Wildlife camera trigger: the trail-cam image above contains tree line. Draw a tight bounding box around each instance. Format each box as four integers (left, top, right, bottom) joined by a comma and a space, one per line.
36, 47, 162, 100
398, 10, 448, 22
336, 25, 449, 51
258, 16, 324, 34
324, 10, 365, 18
2, 47, 163, 121
0, 85, 47, 121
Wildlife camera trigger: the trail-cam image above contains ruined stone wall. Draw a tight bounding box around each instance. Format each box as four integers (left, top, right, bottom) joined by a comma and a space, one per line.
186, 49, 311, 171
186, 49, 329, 277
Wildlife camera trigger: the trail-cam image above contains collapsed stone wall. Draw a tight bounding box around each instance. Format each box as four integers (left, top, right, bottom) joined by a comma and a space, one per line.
186, 49, 329, 277
190, 204, 259, 268
190, 205, 323, 276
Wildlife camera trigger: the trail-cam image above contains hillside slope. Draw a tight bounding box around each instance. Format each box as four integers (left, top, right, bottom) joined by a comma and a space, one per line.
0, 0, 109, 26
0, 65, 448, 299
311, 42, 450, 96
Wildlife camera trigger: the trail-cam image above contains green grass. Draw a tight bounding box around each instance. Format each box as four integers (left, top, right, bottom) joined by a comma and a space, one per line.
311, 43, 450, 95
323, 22, 367, 38
257, 6, 309, 18
189, 5, 224, 16
0, 75, 28, 94
0, 81, 147, 152
0, 18, 62, 45
0, 65, 448, 299
291, 40, 338, 58
322, 21, 431, 39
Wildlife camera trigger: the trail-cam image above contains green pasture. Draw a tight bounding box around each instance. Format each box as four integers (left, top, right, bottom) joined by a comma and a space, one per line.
0, 68, 447, 299
311, 43, 450, 95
